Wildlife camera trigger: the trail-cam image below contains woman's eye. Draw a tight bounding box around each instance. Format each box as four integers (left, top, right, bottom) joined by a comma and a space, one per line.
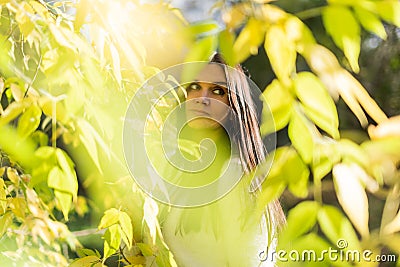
212, 87, 226, 96
186, 83, 201, 91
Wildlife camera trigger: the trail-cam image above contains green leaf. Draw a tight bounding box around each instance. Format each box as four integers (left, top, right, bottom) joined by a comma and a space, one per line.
294, 72, 339, 139
312, 140, 340, 181
77, 119, 102, 173
322, 5, 361, 73
260, 79, 293, 136
119, 211, 133, 249
0, 212, 12, 238
0, 100, 28, 127
317, 205, 361, 252
218, 29, 236, 66
265, 146, 310, 198
264, 24, 296, 85
189, 20, 220, 37
137, 243, 154, 257
184, 35, 216, 63
279, 201, 320, 246
16, 3, 35, 37
69, 255, 102, 267
56, 149, 78, 197
98, 208, 120, 229
54, 190, 72, 221
288, 107, 314, 164
103, 224, 121, 260
333, 163, 369, 237
73, 0, 90, 32
233, 17, 265, 63
338, 139, 369, 168
17, 104, 42, 138
48, 166, 76, 196
354, 6, 387, 39
375, 0, 400, 28
0, 178, 6, 214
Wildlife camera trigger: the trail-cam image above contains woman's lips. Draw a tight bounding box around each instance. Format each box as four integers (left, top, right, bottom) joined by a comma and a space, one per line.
188, 109, 211, 117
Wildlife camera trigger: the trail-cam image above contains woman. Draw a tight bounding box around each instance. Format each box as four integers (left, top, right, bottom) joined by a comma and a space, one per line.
160, 53, 286, 266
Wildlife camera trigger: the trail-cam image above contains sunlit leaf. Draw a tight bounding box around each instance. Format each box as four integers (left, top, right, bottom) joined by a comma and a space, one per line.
284, 16, 316, 53
0, 178, 6, 214
56, 149, 78, 197
15, 2, 35, 37
279, 201, 320, 246
73, 0, 90, 32
294, 72, 339, 139
98, 208, 120, 229
6, 168, 19, 184
17, 104, 42, 138
333, 163, 369, 237
143, 197, 159, 245
77, 119, 102, 173
184, 35, 216, 63
0, 100, 29, 127
322, 5, 361, 73
312, 139, 340, 181
103, 224, 121, 260
264, 24, 296, 85
54, 190, 72, 221
0, 212, 13, 238
222, 3, 247, 29
338, 139, 370, 168
119, 211, 133, 249
354, 6, 387, 39
289, 107, 314, 164
375, 0, 400, 28
264, 146, 310, 198
317, 205, 361, 252
368, 115, 400, 140
48, 166, 76, 196
218, 29, 236, 66
10, 197, 26, 219
260, 79, 293, 136
233, 17, 265, 63
137, 242, 154, 257
189, 20, 220, 37
69, 255, 102, 267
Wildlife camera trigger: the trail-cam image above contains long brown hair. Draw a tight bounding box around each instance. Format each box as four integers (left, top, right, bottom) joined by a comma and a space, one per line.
210, 52, 286, 229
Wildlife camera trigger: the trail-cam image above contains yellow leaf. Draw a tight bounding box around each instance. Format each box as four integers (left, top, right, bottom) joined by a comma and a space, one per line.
284, 16, 316, 53
333, 163, 369, 237
294, 72, 339, 138
6, 168, 19, 184
322, 5, 361, 73
375, 0, 400, 28
264, 24, 296, 85
289, 106, 315, 164
354, 6, 387, 39
260, 79, 293, 135
336, 69, 387, 125
69, 256, 102, 267
368, 115, 400, 139
143, 197, 159, 245
222, 4, 247, 29
233, 17, 265, 63
0, 178, 6, 214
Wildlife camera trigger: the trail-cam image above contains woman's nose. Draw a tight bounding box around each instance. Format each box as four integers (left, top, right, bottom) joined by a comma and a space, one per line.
196, 89, 210, 105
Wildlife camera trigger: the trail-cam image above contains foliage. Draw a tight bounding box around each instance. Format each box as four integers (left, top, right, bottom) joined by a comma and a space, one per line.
0, 0, 399, 266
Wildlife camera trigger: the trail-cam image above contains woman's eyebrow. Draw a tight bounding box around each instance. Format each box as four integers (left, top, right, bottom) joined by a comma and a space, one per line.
193, 80, 227, 86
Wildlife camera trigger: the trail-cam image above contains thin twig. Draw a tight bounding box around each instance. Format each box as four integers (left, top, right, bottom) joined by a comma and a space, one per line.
24, 53, 42, 98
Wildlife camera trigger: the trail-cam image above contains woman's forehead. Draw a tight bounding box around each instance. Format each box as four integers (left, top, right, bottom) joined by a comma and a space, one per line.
194, 63, 227, 85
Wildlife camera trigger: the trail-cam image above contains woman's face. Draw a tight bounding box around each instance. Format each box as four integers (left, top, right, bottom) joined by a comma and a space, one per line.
185, 63, 230, 129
